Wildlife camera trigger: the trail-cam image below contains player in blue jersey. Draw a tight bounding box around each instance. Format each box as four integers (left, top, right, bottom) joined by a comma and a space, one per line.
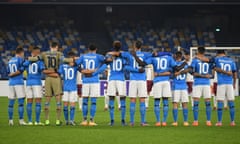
189, 47, 213, 126
7, 48, 26, 126
75, 44, 107, 126
23, 47, 45, 125
213, 50, 237, 126
171, 51, 189, 126
58, 51, 79, 126
108, 40, 151, 126
106, 41, 127, 126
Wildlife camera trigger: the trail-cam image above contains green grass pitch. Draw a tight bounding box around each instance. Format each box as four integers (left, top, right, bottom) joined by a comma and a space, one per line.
0, 96, 240, 144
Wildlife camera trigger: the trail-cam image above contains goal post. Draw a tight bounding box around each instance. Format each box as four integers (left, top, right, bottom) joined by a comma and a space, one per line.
190, 47, 240, 96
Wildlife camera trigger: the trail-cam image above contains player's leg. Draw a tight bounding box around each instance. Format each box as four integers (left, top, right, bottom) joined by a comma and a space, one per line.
53, 77, 63, 126
55, 94, 62, 126
33, 86, 43, 125
81, 84, 89, 125
44, 77, 52, 125
182, 90, 189, 126
203, 86, 212, 126
108, 96, 115, 126
16, 85, 26, 125
172, 90, 180, 126
63, 92, 69, 125
152, 82, 161, 126
116, 94, 121, 110
162, 81, 172, 126
104, 95, 109, 111
129, 81, 137, 126
26, 86, 33, 125
138, 81, 148, 126
192, 86, 201, 126
215, 85, 225, 126
77, 84, 82, 111
8, 86, 15, 126
224, 97, 228, 110
89, 83, 100, 126
69, 91, 77, 126
117, 81, 127, 125
106, 81, 115, 121
226, 85, 235, 126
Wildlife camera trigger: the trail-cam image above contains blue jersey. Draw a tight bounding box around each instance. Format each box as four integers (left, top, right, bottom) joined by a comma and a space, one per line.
58, 64, 78, 91
108, 56, 126, 81
214, 56, 237, 85
191, 58, 211, 85
172, 61, 188, 90
121, 51, 151, 81
76, 53, 105, 83
7, 56, 25, 86
23, 60, 45, 86
146, 55, 176, 83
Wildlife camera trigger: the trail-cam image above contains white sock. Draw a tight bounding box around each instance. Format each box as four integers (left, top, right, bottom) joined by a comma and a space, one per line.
105, 95, 109, 108
145, 96, 149, 108
116, 96, 121, 108
213, 96, 217, 107
78, 97, 82, 110
224, 98, 227, 108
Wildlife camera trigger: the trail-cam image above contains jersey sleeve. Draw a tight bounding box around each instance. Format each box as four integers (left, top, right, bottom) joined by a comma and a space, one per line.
18, 58, 25, 72
232, 61, 237, 72
39, 61, 45, 71
58, 65, 64, 75
169, 56, 177, 68
124, 65, 139, 73
98, 54, 105, 63
145, 57, 153, 65
92, 64, 107, 76
75, 56, 83, 65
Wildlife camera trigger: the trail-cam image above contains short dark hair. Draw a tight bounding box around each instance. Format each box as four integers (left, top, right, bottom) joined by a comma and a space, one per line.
67, 51, 76, 57
175, 51, 182, 58
16, 48, 24, 54
183, 50, 190, 55
198, 46, 205, 54
135, 40, 142, 49
217, 50, 225, 54
88, 44, 97, 51
113, 40, 121, 51
51, 42, 58, 48
32, 46, 40, 51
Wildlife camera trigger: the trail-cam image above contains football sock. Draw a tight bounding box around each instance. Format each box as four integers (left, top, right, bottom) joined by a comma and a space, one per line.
217, 101, 223, 122
154, 99, 160, 122
205, 101, 211, 121
145, 96, 149, 108
27, 102, 33, 122
173, 108, 178, 122
44, 102, 50, 120
140, 101, 146, 123
109, 98, 115, 121
70, 106, 75, 121
82, 97, 88, 120
193, 101, 199, 121
120, 98, 126, 121
35, 102, 41, 123
130, 102, 136, 123
8, 99, 15, 120
116, 96, 121, 108
18, 98, 25, 119
63, 106, 68, 122
90, 97, 97, 120
228, 101, 235, 122
56, 102, 62, 120
78, 97, 82, 110
163, 99, 169, 122
183, 108, 188, 122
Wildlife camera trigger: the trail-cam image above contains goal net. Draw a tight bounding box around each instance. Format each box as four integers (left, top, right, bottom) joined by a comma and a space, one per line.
190, 47, 240, 96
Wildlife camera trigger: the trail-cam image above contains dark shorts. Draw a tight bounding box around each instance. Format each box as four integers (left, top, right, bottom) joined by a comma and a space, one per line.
77, 84, 82, 96
147, 80, 153, 94
187, 82, 193, 94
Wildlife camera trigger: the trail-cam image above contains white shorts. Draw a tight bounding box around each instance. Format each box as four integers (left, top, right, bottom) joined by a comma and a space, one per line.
216, 84, 234, 101
173, 90, 189, 103
152, 81, 171, 98
192, 85, 211, 99
82, 83, 100, 97
26, 86, 42, 99
62, 91, 78, 102
9, 85, 25, 99
128, 80, 147, 98
107, 80, 126, 97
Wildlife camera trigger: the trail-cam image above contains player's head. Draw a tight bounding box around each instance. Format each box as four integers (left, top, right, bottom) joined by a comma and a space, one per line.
50, 42, 59, 52
217, 50, 225, 55
113, 40, 121, 51
88, 43, 97, 52
67, 51, 76, 58
134, 40, 142, 50
31, 47, 41, 57
15, 47, 24, 57
184, 50, 190, 61
197, 46, 205, 55
175, 51, 182, 60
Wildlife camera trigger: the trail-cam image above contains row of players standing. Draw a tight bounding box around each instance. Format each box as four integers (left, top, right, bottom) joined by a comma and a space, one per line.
7, 40, 237, 126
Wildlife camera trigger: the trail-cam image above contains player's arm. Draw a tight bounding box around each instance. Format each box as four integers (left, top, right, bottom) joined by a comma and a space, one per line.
8, 70, 21, 77
214, 67, 232, 76
233, 71, 237, 89
193, 72, 212, 78
154, 71, 171, 77
124, 65, 145, 73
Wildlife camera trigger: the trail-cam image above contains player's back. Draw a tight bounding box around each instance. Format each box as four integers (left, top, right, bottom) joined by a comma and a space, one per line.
215, 56, 236, 85
59, 64, 78, 91
172, 61, 188, 90
8, 56, 24, 85
42, 51, 63, 71
24, 60, 44, 86
109, 56, 125, 81
191, 58, 211, 85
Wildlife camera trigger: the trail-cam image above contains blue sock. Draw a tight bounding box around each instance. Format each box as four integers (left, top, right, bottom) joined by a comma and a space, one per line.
82, 97, 88, 120
8, 99, 15, 120
193, 101, 199, 121
70, 106, 75, 121
109, 98, 115, 121
217, 101, 223, 122
205, 101, 211, 121
63, 106, 69, 122
163, 99, 169, 122
173, 108, 178, 122
18, 98, 25, 119
35, 102, 41, 123
154, 99, 160, 122
228, 101, 235, 122
140, 102, 146, 123
120, 99, 126, 121
183, 108, 188, 122
27, 102, 32, 122
130, 102, 136, 123
90, 97, 97, 120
